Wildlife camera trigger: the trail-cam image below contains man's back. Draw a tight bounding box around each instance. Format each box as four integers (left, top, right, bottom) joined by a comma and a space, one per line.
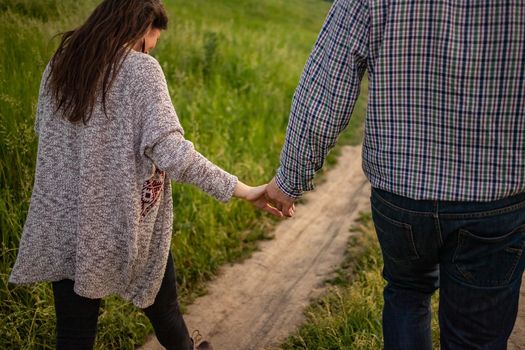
268, 1, 525, 349
366, 0, 525, 201
275, 0, 525, 202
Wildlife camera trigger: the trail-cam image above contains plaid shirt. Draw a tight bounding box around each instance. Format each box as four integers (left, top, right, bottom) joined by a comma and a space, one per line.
276, 0, 525, 201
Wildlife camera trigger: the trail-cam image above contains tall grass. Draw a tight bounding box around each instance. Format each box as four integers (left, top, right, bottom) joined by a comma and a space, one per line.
281, 213, 440, 350
0, 0, 349, 348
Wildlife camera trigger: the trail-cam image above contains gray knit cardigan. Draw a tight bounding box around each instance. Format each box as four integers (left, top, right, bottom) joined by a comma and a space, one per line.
9, 51, 238, 308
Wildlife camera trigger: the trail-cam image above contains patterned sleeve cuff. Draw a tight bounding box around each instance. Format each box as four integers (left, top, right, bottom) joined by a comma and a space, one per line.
220, 173, 238, 203
275, 167, 303, 199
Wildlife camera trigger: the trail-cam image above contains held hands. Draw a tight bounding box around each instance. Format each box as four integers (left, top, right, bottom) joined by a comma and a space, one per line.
233, 181, 284, 218
265, 177, 295, 218
233, 178, 296, 218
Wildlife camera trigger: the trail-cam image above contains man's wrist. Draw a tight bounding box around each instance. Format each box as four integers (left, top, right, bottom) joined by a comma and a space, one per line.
275, 169, 302, 200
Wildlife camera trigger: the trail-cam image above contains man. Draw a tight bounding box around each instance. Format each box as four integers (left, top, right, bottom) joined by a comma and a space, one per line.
266, 0, 525, 349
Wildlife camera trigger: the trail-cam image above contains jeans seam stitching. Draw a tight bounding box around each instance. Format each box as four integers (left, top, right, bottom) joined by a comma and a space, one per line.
439, 199, 525, 219
453, 232, 472, 282
505, 240, 525, 283
373, 189, 525, 219
406, 225, 420, 260
453, 230, 525, 285
372, 190, 434, 216
371, 201, 412, 229
434, 215, 444, 247
504, 250, 522, 283
459, 225, 525, 241
372, 203, 420, 261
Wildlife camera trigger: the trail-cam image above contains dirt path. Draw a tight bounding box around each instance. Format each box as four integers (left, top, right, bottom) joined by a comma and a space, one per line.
137, 144, 525, 350
138, 145, 371, 350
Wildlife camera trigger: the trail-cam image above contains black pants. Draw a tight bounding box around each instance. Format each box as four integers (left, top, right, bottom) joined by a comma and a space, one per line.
52, 252, 192, 350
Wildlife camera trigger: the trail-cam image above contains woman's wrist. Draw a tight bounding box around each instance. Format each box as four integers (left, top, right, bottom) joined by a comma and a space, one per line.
233, 181, 251, 200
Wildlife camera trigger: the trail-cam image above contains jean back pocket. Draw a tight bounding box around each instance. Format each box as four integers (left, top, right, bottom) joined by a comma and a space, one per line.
372, 203, 419, 262
453, 225, 525, 287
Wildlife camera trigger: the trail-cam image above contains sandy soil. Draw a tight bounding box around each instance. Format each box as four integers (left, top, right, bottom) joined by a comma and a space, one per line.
137, 145, 371, 350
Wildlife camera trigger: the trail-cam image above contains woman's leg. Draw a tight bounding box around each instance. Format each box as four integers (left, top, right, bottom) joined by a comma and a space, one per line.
143, 251, 193, 350
52, 279, 101, 350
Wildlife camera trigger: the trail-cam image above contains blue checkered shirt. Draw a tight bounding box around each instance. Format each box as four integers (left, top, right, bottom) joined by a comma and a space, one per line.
276, 0, 525, 201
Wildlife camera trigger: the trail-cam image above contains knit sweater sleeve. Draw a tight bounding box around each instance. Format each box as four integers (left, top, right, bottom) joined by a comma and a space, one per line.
34, 63, 51, 136
131, 53, 237, 202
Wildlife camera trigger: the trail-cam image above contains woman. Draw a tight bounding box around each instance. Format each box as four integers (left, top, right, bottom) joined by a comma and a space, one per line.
8, 0, 282, 349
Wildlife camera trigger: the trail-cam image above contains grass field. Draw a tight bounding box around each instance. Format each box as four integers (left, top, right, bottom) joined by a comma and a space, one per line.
280, 213, 441, 350
0, 0, 371, 348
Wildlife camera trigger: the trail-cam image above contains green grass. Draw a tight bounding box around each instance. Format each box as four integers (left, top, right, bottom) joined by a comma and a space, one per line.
280, 213, 440, 350
0, 0, 369, 348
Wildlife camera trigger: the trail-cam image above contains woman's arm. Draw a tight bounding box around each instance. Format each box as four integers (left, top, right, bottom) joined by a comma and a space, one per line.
130, 53, 282, 216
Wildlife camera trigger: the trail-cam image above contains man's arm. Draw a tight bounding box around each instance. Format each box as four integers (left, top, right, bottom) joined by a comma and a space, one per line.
274, 0, 369, 200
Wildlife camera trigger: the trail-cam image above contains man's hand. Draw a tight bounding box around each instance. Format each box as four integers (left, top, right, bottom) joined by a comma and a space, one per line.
233, 182, 283, 218
265, 177, 296, 217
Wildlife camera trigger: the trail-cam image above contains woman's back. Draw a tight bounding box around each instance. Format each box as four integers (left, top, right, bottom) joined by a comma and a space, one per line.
9, 51, 238, 308
8, 2, 280, 348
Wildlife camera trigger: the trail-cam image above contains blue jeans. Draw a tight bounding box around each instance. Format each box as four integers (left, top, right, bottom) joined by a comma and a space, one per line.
371, 187, 525, 350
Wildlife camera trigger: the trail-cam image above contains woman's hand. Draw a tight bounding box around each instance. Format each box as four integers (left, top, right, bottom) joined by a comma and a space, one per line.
234, 182, 284, 218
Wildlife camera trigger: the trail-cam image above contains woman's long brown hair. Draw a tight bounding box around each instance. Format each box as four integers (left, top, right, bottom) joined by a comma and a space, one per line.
49, 0, 168, 124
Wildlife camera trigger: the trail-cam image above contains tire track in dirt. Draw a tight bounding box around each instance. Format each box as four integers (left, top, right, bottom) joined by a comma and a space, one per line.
138, 145, 371, 350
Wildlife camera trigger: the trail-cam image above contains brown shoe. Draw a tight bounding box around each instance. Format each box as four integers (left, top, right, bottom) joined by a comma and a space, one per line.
192, 330, 214, 350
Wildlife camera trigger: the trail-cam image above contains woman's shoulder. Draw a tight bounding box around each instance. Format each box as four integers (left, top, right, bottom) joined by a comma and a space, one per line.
121, 51, 164, 80
117, 51, 169, 103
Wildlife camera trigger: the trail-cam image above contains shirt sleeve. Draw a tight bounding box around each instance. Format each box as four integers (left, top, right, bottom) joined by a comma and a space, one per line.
131, 54, 238, 202
275, 0, 369, 198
